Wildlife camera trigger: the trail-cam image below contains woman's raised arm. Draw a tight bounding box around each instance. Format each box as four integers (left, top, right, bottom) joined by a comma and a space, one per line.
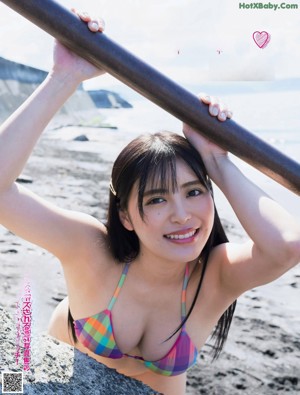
0, 12, 105, 192
0, 13, 107, 263
183, 95, 300, 296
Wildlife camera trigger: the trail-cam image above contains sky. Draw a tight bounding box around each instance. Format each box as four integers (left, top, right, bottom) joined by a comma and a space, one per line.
0, 0, 300, 90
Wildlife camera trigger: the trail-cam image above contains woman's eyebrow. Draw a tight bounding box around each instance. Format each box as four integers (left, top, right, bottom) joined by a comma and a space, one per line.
181, 180, 203, 188
143, 180, 203, 197
143, 188, 168, 197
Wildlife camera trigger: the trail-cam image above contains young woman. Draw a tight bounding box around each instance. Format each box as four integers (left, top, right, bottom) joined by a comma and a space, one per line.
0, 11, 299, 395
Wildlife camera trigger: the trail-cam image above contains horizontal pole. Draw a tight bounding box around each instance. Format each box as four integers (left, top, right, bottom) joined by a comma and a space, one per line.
2, 0, 300, 195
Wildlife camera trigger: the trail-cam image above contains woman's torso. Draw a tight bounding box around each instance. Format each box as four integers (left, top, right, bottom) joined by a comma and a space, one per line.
48, 230, 234, 395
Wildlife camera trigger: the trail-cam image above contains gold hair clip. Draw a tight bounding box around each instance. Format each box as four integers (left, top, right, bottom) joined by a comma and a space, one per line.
109, 179, 117, 196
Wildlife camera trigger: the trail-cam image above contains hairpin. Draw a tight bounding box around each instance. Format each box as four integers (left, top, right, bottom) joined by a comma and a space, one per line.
109, 179, 117, 196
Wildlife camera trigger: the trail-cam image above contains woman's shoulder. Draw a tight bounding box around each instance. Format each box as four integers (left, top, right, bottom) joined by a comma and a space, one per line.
60, 214, 120, 294
59, 212, 113, 268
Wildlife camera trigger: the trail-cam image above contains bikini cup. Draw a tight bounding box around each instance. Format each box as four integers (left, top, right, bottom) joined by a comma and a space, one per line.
73, 262, 198, 376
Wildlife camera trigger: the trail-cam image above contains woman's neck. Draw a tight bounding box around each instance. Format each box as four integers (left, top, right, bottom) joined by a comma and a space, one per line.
131, 252, 197, 287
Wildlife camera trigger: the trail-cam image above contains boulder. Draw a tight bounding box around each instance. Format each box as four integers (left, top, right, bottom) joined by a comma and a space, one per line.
87, 90, 133, 109
0, 57, 98, 128
73, 134, 89, 142
0, 307, 161, 395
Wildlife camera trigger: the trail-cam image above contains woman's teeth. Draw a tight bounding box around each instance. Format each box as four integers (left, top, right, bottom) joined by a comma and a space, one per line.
165, 230, 196, 240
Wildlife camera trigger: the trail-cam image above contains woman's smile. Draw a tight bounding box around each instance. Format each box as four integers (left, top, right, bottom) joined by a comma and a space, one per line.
164, 228, 199, 243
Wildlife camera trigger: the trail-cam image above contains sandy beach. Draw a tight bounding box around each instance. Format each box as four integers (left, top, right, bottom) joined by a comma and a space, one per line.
0, 127, 299, 394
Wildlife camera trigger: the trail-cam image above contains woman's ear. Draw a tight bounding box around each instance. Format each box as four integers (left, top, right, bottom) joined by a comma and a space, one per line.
119, 209, 134, 231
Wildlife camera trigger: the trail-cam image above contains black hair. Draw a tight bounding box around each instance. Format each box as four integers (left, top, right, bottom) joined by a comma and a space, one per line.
68, 131, 236, 359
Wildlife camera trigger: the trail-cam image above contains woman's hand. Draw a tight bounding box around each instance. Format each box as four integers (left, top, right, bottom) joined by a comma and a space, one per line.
50, 9, 106, 84
183, 94, 232, 161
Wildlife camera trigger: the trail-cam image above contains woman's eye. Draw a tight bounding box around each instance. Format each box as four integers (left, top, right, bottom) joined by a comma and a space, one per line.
188, 189, 202, 197
147, 197, 165, 205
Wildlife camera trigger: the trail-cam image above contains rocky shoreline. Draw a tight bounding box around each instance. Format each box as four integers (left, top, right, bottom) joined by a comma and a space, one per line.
0, 56, 133, 130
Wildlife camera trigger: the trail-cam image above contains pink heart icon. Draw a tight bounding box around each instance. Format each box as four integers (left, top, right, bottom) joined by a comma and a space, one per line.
253, 31, 271, 48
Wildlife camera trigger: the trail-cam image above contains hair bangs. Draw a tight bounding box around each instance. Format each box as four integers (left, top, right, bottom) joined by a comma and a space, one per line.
181, 154, 211, 193
136, 144, 178, 218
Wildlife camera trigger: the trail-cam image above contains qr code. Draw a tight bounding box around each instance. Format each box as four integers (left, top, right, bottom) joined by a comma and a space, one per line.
2, 372, 23, 393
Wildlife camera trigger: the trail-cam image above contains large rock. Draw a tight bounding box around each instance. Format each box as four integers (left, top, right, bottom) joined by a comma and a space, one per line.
88, 89, 133, 109
0, 56, 47, 83
0, 57, 99, 128
0, 307, 161, 394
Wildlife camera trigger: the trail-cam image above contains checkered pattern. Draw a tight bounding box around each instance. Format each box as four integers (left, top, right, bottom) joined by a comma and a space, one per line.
143, 329, 198, 376
74, 309, 123, 358
74, 264, 129, 358
137, 263, 197, 375
74, 262, 198, 376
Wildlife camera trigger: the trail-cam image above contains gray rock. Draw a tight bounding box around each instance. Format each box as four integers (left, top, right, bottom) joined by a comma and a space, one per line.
0, 56, 47, 84
0, 57, 99, 128
16, 175, 33, 184
0, 307, 161, 394
88, 90, 133, 109
73, 135, 89, 142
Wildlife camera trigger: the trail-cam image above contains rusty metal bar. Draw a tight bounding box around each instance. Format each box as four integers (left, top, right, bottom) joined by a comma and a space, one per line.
2, 0, 300, 195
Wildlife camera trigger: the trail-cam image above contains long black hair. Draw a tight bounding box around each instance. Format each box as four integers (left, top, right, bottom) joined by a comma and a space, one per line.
68, 131, 236, 359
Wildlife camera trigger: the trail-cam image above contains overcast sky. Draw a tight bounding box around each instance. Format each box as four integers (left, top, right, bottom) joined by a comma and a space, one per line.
0, 0, 299, 89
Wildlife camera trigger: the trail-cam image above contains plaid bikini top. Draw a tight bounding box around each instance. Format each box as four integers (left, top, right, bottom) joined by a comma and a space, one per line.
73, 263, 198, 376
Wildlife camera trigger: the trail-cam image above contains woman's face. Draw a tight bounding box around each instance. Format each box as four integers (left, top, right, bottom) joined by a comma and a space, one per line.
120, 159, 215, 264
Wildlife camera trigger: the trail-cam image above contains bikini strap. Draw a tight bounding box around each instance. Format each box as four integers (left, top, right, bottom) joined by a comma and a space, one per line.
107, 263, 130, 311
181, 263, 190, 320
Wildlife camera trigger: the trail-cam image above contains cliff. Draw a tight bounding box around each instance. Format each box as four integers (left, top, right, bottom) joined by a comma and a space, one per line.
88, 89, 132, 108
0, 57, 132, 129
0, 56, 100, 128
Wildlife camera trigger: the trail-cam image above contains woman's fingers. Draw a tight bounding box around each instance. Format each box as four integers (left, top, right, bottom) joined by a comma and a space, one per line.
76, 10, 91, 22
71, 8, 105, 32
217, 103, 228, 121
226, 110, 233, 119
88, 18, 105, 32
199, 93, 232, 122
209, 97, 220, 117
199, 92, 211, 105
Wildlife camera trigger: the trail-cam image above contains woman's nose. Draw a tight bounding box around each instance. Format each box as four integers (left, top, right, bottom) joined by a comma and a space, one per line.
170, 200, 192, 224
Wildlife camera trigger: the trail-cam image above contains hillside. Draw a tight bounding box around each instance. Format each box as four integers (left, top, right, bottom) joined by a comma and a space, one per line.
0, 57, 132, 128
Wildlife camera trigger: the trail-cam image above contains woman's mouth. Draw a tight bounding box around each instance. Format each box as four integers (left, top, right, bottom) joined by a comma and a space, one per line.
164, 228, 199, 242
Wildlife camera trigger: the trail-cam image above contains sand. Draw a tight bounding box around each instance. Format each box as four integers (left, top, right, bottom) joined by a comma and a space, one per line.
0, 128, 299, 394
